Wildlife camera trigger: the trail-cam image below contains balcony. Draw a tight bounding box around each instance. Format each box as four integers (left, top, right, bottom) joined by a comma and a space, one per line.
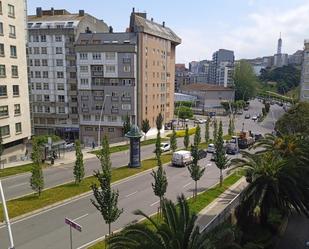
111, 96, 119, 102
121, 96, 131, 102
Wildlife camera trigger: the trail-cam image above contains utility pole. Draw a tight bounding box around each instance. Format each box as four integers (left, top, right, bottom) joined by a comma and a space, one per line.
0, 180, 14, 249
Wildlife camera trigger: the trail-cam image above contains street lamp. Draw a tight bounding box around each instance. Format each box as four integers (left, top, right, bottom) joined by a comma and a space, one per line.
97, 94, 111, 147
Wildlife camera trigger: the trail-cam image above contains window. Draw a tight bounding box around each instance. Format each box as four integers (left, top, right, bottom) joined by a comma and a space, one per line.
56, 47, 62, 54
14, 104, 20, 115
11, 65, 18, 77
58, 107, 65, 113
0, 105, 8, 117
34, 47, 40, 54
0, 22, 3, 35
0, 85, 7, 96
122, 104, 131, 110
92, 53, 101, 60
79, 53, 88, 60
106, 65, 115, 73
34, 59, 40, 66
41, 47, 47, 54
105, 52, 115, 60
40, 35, 46, 42
8, 4, 15, 18
123, 65, 131, 72
0, 43, 4, 56
57, 83, 64, 90
44, 95, 49, 102
57, 71, 64, 78
13, 85, 19, 96
55, 35, 62, 42
83, 114, 91, 121
1, 125, 10, 136
80, 78, 89, 85
9, 25, 15, 37
0, 65, 5, 77
10, 45, 16, 57
43, 83, 49, 90
15, 123, 22, 133
42, 59, 48, 66
35, 83, 42, 90
58, 95, 65, 102
80, 66, 88, 73
56, 59, 63, 66
43, 71, 48, 78
35, 71, 41, 78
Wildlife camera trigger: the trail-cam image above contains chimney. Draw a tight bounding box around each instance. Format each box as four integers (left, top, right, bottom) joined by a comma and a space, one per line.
36, 7, 42, 17
51, 7, 54, 16
79, 10, 85, 16
151, 18, 153, 22
162, 21, 165, 27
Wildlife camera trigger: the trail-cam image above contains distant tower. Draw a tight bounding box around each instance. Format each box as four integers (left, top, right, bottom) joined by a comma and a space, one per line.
277, 32, 282, 54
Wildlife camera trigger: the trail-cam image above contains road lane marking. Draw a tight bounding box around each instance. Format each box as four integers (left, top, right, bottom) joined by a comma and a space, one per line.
183, 182, 191, 188
73, 213, 88, 221
150, 200, 160, 206
7, 182, 28, 189
125, 191, 138, 198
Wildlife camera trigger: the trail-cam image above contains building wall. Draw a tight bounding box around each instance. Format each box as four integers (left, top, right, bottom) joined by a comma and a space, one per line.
0, 0, 31, 163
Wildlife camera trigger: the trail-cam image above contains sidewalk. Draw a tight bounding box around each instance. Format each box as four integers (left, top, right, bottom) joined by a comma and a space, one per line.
196, 177, 247, 232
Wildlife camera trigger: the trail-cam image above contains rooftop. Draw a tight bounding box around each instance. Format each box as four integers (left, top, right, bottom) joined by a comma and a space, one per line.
180, 83, 235, 92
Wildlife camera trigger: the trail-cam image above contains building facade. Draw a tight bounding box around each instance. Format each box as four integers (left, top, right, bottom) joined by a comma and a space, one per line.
0, 0, 31, 164
75, 33, 137, 145
27, 8, 108, 141
300, 40, 309, 102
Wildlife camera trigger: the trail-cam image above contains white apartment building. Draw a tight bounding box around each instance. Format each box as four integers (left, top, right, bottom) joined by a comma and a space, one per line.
0, 0, 31, 164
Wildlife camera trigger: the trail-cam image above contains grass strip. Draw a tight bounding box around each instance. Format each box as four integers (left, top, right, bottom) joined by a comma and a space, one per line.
89, 172, 242, 249
0, 163, 48, 179
0, 154, 172, 222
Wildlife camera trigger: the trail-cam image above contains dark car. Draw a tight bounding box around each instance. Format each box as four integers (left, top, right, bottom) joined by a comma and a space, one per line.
198, 149, 207, 159
245, 114, 251, 119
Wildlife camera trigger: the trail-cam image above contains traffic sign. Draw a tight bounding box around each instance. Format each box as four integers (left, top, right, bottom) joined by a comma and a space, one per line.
65, 217, 82, 232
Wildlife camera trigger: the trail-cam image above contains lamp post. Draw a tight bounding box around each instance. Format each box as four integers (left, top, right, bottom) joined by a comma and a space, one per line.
97, 94, 111, 147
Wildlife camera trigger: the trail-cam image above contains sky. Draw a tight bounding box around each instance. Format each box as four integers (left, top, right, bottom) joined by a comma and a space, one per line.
27, 0, 309, 65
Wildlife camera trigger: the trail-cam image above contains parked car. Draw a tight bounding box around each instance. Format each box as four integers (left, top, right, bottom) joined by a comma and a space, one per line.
252, 115, 258, 121
198, 149, 207, 159
245, 114, 251, 119
160, 143, 170, 152
172, 150, 192, 167
207, 143, 216, 153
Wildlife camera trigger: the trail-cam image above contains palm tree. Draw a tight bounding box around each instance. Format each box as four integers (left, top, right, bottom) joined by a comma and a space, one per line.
108, 194, 213, 249
230, 151, 309, 224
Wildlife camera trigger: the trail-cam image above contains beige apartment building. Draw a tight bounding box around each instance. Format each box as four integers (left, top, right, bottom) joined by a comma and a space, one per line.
129, 9, 181, 130
0, 0, 31, 164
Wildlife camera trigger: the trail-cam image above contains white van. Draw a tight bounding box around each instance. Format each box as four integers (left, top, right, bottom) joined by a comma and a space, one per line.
172, 150, 192, 167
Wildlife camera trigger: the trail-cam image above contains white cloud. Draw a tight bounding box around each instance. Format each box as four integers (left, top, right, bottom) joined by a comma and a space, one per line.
176, 2, 309, 64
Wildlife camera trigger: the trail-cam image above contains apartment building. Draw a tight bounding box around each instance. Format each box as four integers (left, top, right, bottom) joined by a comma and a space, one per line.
0, 0, 31, 164
129, 9, 181, 130
75, 33, 137, 145
27, 8, 108, 141
300, 40, 309, 102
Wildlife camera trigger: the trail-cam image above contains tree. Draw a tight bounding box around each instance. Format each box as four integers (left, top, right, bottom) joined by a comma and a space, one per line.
73, 140, 84, 184
188, 145, 205, 198
170, 126, 177, 152
151, 164, 168, 215
213, 119, 218, 144
183, 124, 190, 150
205, 117, 210, 144
156, 113, 163, 130
122, 114, 131, 135
193, 124, 201, 147
30, 137, 44, 196
91, 135, 123, 235
234, 60, 257, 101
214, 121, 229, 186
108, 194, 214, 249
141, 119, 150, 140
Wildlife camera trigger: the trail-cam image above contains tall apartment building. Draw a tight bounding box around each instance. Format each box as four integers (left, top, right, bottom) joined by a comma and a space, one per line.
27, 8, 108, 141
75, 33, 137, 145
300, 40, 309, 102
0, 0, 31, 164
129, 9, 181, 129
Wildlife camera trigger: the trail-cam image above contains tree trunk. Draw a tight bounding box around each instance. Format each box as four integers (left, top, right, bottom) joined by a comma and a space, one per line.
220, 169, 223, 187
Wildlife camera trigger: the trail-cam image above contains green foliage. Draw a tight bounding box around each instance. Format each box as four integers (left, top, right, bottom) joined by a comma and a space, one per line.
156, 113, 164, 130
183, 124, 190, 150
151, 164, 168, 213
73, 140, 84, 184
205, 118, 210, 144
234, 60, 257, 101
214, 121, 229, 186
30, 138, 44, 196
213, 119, 218, 144
275, 102, 309, 136
170, 127, 177, 152
141, 119, 150, 136
175, 106, 194, 120
193, 124, 201, 147
122, 114, 131, 135
155, 131, 162, 167
175, 101, 193, 108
